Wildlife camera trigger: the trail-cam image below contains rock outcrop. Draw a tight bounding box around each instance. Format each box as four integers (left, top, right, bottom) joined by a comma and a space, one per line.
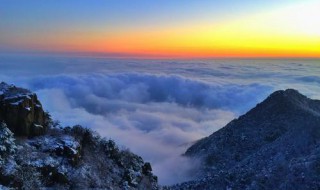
0, 83, 159, 189
0, 125, 159, 189
0, 82, 48, 136
172, 89, 320, 190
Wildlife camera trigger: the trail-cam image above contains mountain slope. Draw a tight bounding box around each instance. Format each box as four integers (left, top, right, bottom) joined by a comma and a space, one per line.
0, 82, 158, 190
173, 89, 320, 189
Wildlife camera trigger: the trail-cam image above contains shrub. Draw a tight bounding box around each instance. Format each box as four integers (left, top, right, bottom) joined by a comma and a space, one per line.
0, 122, 17, 164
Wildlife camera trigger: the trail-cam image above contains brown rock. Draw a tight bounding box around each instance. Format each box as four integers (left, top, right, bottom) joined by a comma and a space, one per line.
0, 82, 48, 137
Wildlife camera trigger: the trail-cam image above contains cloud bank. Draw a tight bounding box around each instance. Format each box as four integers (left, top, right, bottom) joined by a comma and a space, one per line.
1, 54, 320, 184
17, 73, 271, 184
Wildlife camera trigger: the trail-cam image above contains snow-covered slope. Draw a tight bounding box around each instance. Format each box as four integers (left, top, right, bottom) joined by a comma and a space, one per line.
171, 89, 320, 189
0, 82, 158, 189
0, 124, 158, 189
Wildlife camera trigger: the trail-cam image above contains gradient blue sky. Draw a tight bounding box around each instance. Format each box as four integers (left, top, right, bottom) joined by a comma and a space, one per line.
1, 0, 318, 58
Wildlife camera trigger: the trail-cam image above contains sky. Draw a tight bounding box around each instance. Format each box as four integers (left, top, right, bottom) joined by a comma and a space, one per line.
1, 0, 320, 58
1, 0, 320, 185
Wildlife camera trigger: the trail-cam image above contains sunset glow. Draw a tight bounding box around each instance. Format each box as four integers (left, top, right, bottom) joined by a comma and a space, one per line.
1, 1, 320, 187
1, 0, 319, 58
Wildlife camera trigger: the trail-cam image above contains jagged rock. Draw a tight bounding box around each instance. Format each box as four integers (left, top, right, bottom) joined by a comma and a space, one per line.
0, 82, 159, 189
28, 135, 82, 166
142, 162, 153, 175
0, 125, 159, 189
0, 82, 48, 137
173, 89, 320, 190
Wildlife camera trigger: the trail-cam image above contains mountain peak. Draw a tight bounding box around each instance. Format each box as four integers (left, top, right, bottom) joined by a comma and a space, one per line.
244, 89, 320, 120
181, 89, 320, 189
267, 89, 307, 103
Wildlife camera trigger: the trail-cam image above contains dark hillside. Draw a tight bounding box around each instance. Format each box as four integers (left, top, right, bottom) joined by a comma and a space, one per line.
173, 89, 320, 189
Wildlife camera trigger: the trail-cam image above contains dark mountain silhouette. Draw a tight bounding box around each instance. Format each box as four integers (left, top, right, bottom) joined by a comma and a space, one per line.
171, 89, 320, 189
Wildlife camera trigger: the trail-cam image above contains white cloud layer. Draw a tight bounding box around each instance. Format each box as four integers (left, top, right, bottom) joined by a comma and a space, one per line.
1, 54, 320, 184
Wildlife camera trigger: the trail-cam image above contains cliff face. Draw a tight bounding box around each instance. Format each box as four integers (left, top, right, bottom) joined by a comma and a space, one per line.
173, 89, 320, 190
0, 82, 47, 137
0, 82, 159, 190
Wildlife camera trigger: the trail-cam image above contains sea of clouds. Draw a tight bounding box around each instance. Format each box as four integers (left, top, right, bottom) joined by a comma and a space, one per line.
1, 54, 319, 185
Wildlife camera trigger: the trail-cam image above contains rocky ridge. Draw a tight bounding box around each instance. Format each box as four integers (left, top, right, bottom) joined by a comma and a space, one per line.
171, 89, 320, 189
0, 82, 158, 189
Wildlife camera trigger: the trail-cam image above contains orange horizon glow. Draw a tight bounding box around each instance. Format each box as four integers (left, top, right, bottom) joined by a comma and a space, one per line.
2, 0, 320, 59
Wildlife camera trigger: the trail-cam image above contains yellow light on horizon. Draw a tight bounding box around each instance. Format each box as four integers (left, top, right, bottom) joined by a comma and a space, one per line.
17, 0, 320, 58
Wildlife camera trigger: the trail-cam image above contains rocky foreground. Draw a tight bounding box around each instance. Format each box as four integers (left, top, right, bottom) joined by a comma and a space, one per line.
171, 89, 320, 189
0, 82, 158, 190
0, 82, 48, 137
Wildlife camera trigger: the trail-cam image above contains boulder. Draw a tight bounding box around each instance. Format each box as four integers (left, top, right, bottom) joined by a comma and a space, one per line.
0, 82, 48, 137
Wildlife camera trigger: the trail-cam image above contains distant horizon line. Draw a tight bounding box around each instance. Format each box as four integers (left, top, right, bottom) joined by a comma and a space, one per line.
1, 50, 319, 60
